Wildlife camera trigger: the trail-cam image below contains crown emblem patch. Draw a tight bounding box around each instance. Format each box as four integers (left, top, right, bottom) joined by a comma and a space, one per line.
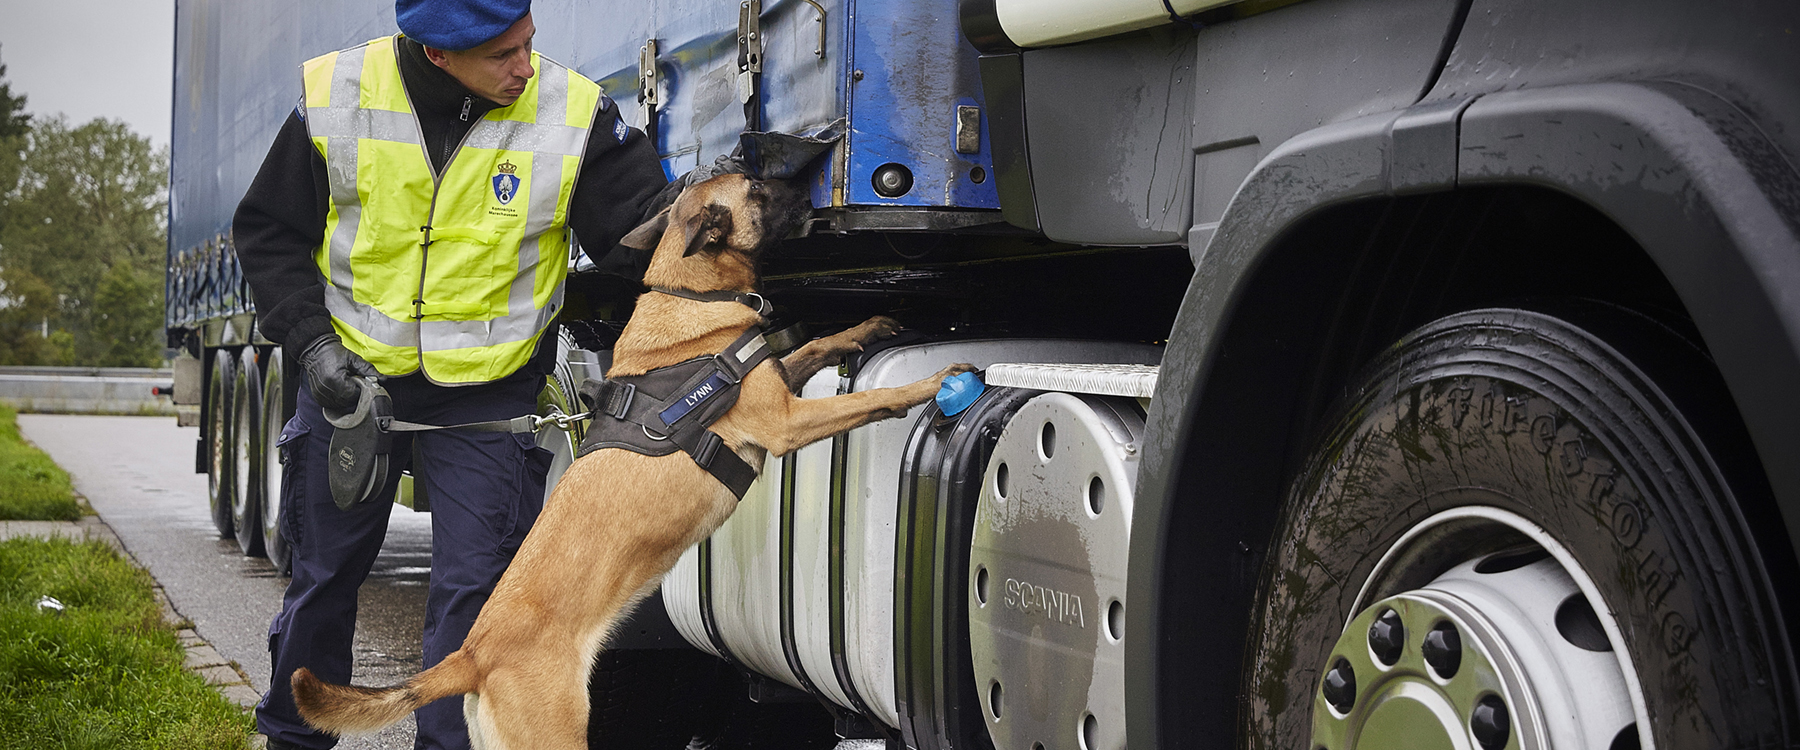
492, 161, 520, 205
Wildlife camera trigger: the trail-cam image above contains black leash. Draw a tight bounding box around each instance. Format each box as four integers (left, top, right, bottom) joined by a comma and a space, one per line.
378, 409, 586, 435
328, 378, 587, 437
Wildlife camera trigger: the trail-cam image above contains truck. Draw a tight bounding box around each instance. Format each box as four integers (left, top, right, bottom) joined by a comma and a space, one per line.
167, 0, 1800, 748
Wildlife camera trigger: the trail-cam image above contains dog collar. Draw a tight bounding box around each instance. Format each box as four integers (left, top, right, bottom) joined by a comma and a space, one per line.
649, 286, 773, 318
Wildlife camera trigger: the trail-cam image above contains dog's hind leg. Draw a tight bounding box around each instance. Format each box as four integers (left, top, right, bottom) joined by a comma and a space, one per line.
475, 662, 591, 750
778, 315, 902, 392
464, 693, 494, 750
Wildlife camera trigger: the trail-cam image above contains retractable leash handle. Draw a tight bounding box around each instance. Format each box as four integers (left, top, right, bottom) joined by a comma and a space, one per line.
322, 376, 395, 510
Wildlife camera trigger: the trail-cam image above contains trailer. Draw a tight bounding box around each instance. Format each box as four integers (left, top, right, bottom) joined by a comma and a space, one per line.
168, 0, 1800, 748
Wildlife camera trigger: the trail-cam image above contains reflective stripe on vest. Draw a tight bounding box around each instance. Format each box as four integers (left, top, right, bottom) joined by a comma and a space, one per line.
301, 35, 601, 384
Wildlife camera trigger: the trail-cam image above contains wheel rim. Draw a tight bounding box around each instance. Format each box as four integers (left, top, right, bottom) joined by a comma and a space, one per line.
207, 351, 233, 535
262, 350, 287, 568
1314, 506, 1648, 750
232, 361, 256, 529
263, 375, 283, 536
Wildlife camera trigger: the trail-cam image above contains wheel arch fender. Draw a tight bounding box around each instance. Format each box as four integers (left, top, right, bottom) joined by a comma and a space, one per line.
1124, 80, 1800, 749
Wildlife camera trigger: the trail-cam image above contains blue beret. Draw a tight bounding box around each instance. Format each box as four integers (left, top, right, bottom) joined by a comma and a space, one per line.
397, 0, 530, 51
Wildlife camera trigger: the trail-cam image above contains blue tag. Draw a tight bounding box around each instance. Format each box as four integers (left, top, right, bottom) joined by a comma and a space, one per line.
660, 373, 731, 426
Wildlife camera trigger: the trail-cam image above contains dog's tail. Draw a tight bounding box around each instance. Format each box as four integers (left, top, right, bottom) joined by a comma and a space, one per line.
291, 650, 479, 735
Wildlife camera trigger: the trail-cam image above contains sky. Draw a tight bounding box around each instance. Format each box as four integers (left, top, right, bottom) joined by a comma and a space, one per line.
0, 0, 176, 147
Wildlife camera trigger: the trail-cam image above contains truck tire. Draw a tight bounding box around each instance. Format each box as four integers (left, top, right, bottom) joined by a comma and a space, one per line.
231, 349, 265, 557
261, 347, 292, 574
1244, 308, 1798, 750
206, 348, 237, 539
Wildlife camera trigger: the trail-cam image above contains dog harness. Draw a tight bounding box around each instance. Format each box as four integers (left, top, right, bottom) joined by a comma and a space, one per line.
575, 289, 775, 499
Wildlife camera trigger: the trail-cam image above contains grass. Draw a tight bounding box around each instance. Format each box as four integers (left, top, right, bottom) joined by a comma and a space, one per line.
0, 537, 254, 749
0, 404, 84, 521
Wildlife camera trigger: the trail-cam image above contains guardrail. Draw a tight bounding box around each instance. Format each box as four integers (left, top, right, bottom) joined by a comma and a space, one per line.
0, 366, 177, 415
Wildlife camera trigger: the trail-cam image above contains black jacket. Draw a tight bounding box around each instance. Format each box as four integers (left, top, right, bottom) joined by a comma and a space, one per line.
233, 36, 667, 380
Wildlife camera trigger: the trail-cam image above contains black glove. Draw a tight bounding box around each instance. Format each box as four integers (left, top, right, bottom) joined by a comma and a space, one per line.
298, 334, 379, 411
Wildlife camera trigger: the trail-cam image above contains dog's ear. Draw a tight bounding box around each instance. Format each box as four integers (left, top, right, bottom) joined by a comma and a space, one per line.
683, 204, 735, 257
619, 206, 672, 251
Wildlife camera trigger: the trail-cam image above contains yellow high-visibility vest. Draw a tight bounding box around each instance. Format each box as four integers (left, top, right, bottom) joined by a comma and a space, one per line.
300, 35, 601, 384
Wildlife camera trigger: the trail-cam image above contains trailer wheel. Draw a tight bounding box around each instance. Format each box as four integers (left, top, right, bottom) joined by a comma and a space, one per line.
1244, 308, 1798, 750
261, 347, 291, 575
205, 348, 237, 539
231, 349, 265, 557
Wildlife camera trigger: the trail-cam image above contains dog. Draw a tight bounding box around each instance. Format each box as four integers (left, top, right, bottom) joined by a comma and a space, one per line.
289, 173, 975, 749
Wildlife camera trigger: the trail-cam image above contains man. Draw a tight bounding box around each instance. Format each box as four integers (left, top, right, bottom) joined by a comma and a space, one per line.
233, 0, 666, 747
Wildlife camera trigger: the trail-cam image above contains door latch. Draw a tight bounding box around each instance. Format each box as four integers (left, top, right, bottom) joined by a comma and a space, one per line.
737, 0, 763, 105
638, 38, 660, 121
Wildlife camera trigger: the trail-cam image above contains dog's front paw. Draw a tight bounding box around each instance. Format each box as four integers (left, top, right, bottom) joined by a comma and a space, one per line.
936, 362, 978, 380
847, 316, 903, 347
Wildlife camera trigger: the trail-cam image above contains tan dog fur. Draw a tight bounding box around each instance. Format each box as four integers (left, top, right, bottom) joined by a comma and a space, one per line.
289, 174, 973, 749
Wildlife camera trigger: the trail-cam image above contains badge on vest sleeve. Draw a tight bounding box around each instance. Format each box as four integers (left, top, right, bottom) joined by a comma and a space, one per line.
613, 118, 629, 144
492, 160, 521, 205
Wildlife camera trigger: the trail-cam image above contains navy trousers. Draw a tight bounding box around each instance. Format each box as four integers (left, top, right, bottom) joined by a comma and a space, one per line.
256, 372, 549, 750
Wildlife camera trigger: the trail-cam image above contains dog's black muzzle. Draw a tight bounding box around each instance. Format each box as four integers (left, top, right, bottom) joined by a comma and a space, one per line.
756, 178, 815, 241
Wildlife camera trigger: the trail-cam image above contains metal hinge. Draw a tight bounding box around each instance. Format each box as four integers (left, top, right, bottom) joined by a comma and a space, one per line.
637, 38, 658, 130
637, 39, 659, 119
737, 0, 762, 104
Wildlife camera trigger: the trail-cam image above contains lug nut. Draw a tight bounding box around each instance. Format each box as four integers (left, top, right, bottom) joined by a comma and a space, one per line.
1368, 608, 1405, 665
1471, 695, 1511, 750
1321, 658, 1356, 714
1423, 621, 1463, 678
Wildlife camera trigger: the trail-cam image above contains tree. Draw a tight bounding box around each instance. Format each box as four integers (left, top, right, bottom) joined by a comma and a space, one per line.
0, 115, 168, 367
0, 46, 28, 139
91, 262, 164, 367
0, 47, 41, 363
0, 46, 30, 236
0, 268, 60, 364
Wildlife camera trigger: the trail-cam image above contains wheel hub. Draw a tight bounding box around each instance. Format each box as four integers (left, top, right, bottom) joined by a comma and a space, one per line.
1314, 545, 1636, 750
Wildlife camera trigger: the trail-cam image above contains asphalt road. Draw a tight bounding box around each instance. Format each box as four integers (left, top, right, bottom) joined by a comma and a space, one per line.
19, 414, 431, 749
